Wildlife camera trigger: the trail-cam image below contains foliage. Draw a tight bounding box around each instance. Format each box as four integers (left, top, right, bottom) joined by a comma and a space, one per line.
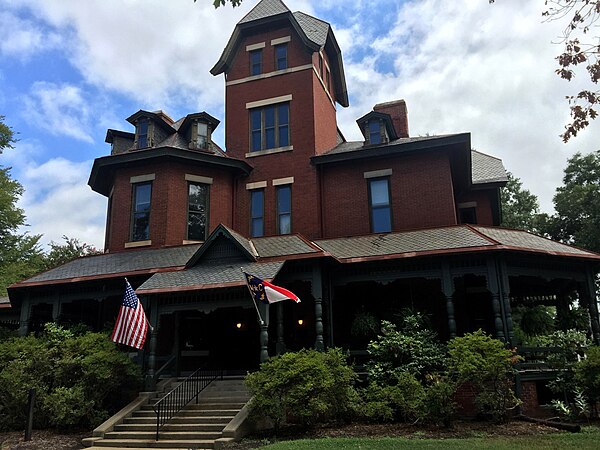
350, 309, 379, 343
448, 330, 521, 422
512, 305, 556, 339
245, 348, 358, 431
0, 115, 17, 152
574, 346, 600, 411
201, 0, 243, 8
500, 172, 543, 232
547, 150, 600, 253
43, 235, 102, 270
0, 323, 141, 430
366, 313, 447, 384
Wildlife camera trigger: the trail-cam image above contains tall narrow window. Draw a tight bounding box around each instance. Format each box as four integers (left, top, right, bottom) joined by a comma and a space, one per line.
188, 182, 209, 240
131, 182, 152, 241
369, 178, 392, 233
197, 122, 208, 149
368, 120, 382, 145
325, 68, 331, 92
318, 53, 323, 78
275, 44, 287, 70
276, 185, 291, 234
250, 103, 290, 152
250, 49, 262, 75
250, 190, 264, 237
137, 119, 148, 148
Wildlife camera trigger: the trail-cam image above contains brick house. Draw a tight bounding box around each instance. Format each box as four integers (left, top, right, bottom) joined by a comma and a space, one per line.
4, 0, 600, 415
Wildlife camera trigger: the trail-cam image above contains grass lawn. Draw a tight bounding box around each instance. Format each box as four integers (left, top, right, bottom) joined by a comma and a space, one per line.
257, 426, 600, 449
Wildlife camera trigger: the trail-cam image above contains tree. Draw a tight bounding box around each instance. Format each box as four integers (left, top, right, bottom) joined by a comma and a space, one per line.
500, 172, 545, 232
199, 0, 243, 8
43, 236, 102, 271
549, 150, 600, 252
0, 116, 17, 152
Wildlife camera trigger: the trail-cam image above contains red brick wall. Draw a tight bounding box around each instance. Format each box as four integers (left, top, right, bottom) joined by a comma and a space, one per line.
105, 160, 234, 252
320, 151, 458, 237
456, 189, 496, 226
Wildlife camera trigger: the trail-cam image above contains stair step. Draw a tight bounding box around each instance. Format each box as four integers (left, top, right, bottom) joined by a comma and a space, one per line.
132, 409, 239, 418
115, 423, 226, 432
124, 416, 232, 425
90, 439, 215, 448
104, 431, 222, 440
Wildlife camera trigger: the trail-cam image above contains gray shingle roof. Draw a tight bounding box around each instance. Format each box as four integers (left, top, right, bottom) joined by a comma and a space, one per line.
293, 11, 329, 47
137, 261, 284, 293
252, 235, 318, 258
315, 227, 493, 260
472, 150, 508, 185
17, 245, 201, 285
319, 134, 462, 157
239, 0, 289, 24
473, 226, 595, 256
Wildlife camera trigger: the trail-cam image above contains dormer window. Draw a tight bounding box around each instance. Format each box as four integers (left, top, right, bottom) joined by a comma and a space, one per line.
196, 122, 209, 150
368, 120, 382, 145
357, 111, 398, 146
137, 119, 149, 149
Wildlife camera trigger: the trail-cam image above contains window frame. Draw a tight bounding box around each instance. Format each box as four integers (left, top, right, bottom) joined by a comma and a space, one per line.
368, 177, 393, 233
250, 189, 265, 238
249, 102, 290, 152
275, 43, 288, 70
276, 184, 292, 235
187, 181, 210, 241
137, 118, 149, 149
250, 49, 263, 76
459, 207, 478, 225
131, 181, 152, 241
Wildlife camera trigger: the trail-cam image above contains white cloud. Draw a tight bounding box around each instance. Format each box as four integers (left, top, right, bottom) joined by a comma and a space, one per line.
0, 9, 61, 59
23, 82, 97, 143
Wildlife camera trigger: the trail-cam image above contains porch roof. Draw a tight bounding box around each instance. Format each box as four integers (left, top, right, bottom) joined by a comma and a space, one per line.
313, 225, 600, 262
9, 244, 201, 288
136, 261, 285, 294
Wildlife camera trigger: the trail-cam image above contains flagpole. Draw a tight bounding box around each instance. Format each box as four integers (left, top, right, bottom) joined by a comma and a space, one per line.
241, 267, 264, 325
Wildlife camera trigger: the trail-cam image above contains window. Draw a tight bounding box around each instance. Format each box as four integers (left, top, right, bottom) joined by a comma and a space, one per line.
250, 189, 264, 237
250, 49, 262, 75
276, 185, 291, 234
197, 122, 208, 149
131, 182, 152, 241
325, 68, 331, 92
368, 178, 392, 233
368, 120, 382, 145
250, 103, 289, 151
275, 44, 287, 70
318, 53, 323, 78
137, 119, 148, 148
459, 207, 477, 225
187, 182, 209, 240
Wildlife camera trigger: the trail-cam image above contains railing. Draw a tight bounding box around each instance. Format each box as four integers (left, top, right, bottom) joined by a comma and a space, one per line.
152, 366, 222, 440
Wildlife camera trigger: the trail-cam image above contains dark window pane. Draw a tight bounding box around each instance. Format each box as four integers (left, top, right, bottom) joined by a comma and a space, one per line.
251, 190, 264, 218
369, 120, 381, 144
277, 186, 291, 213
250, 50, 262, 75
276, 44, 287, 70
265, 106, 275, 127
251, 109, 262, 130
252, 131, 262, 152
370, 179, 389, 206
250, 190, 264, 237
278, 125, 289, 147
132, 213, 150, 241
134, 183, 151, 212
188, 212, 206, 240
188, 183, 208, 240
279, 214, 291, 234
278, 104, 288, 124
252, 218, 264, 238
265, 128, 275, 149
372, 207, 392, 233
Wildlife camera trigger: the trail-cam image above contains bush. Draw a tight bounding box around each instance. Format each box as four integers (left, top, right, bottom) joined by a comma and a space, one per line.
366, 313, 447, 384
245, 348, 358, 431
448, 330, 520, 422
0, 323, 141, 430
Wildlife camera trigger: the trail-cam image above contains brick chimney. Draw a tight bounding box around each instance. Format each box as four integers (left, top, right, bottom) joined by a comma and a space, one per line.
373, 99, 409, 138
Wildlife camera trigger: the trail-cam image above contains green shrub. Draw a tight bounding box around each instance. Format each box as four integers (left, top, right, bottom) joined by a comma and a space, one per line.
448, 330, 520, 422
421, 375, 456, 426
0, 323, 141, 430
574, 346, 600, 418
245, 348, 358, 431
366, 314, 447, 384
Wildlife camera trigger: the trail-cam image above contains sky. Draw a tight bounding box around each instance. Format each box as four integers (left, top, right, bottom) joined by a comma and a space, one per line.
1, 0, 599, 251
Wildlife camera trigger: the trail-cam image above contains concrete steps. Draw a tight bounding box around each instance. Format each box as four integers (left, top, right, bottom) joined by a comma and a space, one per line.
86, 378, 249, 450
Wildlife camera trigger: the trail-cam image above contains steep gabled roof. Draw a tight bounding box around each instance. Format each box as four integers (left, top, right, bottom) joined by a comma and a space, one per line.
186, 224, 257, 267
211, 0, 349, 107
471, 150, 508, 186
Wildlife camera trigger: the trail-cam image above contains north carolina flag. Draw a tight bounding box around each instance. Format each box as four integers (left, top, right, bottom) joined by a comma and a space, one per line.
244, 272, 301, 304
111, 280, 149, 349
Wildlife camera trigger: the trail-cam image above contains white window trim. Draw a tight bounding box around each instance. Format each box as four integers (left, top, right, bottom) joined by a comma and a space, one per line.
246, 94, 293, 110
245, 145, 294, 158
271, 36, 291, 46
364, 169, 393, 179
458, 201, 478, 209
130, 173, 156, 184
226, 64, 312, 86
125, 240, 152, 248
185, 174, 214, 185
246, 42, 266, 51
273, 176, 294, 186
246, 181, 268, 190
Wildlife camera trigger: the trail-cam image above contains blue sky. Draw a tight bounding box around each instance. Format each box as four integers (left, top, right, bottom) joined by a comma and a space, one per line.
1, 0, 599, 250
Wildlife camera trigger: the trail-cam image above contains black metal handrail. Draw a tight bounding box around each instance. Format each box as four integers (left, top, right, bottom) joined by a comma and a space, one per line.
152, 366, 222, 440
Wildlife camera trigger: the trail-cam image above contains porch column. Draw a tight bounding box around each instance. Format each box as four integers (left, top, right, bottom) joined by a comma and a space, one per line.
145, 296, 159, 391
276, 303, 286, 355
498, 260, 515, 345
174, 311, 181, 376
584, 268, 600, 344
486, 258, 506, 342
51, 292, 60, 322
441, 262, 457, 339
18, 296, 31, 336
259, 302, 270, 363
312, 264, 324, 351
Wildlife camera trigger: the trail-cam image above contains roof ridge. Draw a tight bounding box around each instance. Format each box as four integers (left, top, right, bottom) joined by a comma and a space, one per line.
238, 0, 290, 24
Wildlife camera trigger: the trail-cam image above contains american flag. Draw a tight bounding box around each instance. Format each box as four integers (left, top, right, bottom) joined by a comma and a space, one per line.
111, 280, 149, 349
